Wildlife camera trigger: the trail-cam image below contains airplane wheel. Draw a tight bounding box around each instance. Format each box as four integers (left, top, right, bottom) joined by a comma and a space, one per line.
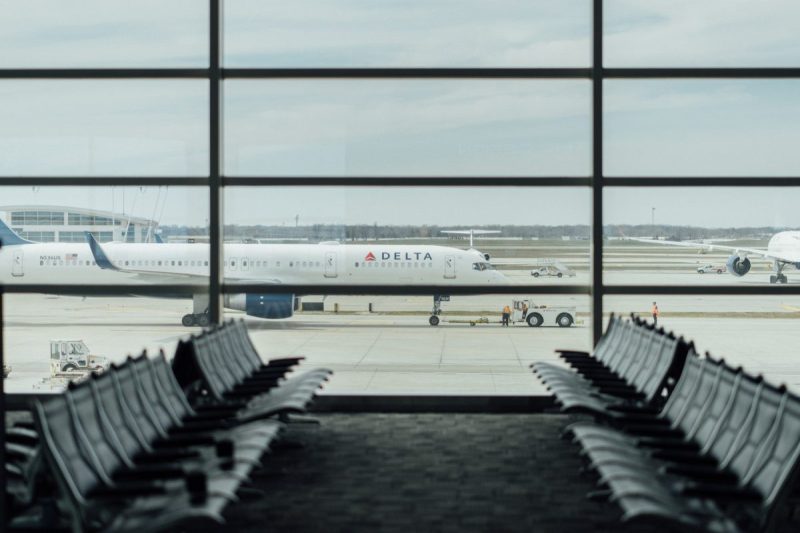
557, 273, 563, 278
532, 272, 540, 277
527, 313, 543, 327
557, 313, 573, 327
779, 275, 788, 284
429, 315, 440, 326
717, 269, 723, 274
182, 314, 196, 327
197, 314, 210, 327
770, 275, 777, 284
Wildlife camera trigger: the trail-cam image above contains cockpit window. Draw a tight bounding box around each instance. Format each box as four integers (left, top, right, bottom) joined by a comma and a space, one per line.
472, 262, 495, 271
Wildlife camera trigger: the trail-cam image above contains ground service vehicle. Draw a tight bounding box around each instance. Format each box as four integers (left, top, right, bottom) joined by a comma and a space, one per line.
49, 340, 110, 376
512, 299, 576, 327
531, 266, 564, 278
697, 264, 726, 274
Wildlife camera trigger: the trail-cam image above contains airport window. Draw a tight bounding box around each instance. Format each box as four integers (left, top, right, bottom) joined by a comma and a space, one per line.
11, 210, 64, 225
3, 2, 800, 406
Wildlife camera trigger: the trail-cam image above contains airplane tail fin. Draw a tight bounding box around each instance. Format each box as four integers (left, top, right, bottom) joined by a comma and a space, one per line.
154, 234, 165, 244
84, 232, 118, 270
0, 218, 33, 247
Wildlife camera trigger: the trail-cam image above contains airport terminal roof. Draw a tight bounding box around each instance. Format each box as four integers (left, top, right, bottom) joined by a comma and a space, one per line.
0, 205, 155, 226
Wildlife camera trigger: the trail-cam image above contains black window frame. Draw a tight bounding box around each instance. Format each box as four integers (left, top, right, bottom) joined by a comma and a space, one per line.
3, 1, 800, 521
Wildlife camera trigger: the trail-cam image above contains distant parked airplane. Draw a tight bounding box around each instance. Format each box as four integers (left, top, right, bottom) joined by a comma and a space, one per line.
631, 232, 800, 284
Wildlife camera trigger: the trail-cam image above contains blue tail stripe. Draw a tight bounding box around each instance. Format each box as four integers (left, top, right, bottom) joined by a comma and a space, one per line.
0, 218, 33, 246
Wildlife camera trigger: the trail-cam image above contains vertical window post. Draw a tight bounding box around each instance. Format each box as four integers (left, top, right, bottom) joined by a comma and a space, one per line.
209, 0, 223, 323
592, 0, 604, 345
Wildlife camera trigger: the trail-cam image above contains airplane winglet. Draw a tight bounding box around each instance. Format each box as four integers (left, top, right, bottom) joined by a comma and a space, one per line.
0, 218, 34, 247
84, 232, 118, 270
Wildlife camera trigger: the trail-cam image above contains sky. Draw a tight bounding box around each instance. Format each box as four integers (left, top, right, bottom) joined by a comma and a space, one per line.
0, 0, 799, 227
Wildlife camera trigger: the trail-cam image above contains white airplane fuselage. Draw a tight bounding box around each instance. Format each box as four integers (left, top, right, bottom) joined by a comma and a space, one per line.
0, 242, 508, 286
765, 231, 800, 264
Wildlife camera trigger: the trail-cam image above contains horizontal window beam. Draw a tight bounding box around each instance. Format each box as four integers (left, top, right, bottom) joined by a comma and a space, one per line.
5, 284, 790, 297
222, 284, 591, 295
605, 68, 800, 79
222, 177, 593, 187
604, 285, 800, 296
3, 177, 800, 188
222, 68, 593, 79
3, 68, 800, 80
0, 177, 209, 186
605, 177, 800, 187
0, 69, 210, 79
0, 285, 205, 296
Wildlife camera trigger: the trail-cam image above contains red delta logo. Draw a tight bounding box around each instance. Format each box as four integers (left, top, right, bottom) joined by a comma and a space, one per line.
364, 252, 376, 262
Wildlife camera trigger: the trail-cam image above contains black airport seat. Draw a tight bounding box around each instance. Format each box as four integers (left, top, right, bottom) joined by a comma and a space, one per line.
102, 357, 271, 480
32, 392, 230, 532
532, 315, 689, 419
566, 352, 800, 532
171, 320, 332, 422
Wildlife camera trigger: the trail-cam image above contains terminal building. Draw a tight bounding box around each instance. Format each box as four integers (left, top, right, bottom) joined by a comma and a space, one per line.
0, 205, 158, 243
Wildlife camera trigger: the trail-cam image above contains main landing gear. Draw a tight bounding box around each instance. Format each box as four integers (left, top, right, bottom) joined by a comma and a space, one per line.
770, 262, 788, 284
182, 293, 211, 327
182, 311, 210, 327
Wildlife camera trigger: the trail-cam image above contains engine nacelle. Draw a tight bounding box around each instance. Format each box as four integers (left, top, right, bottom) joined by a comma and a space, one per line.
224, 293, 294, 319
726, 255, 751, 277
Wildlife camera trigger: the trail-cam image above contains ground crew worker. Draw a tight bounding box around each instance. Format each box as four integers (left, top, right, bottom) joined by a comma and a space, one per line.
502, 304, 511, 326
652, 301, 659, 327
521, 302, 529, 318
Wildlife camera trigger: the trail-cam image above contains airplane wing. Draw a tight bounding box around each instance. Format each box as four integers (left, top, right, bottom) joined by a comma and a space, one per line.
84, 232, 281, 284
627, 237, 786, 262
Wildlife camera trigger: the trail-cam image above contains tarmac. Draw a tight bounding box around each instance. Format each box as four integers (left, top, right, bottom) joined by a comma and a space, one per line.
4, 265, 800, 395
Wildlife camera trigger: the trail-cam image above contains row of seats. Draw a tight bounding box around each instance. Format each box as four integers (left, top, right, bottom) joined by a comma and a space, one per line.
6, 319, 331, 532
533, 315, 800, 532
532, 314, 690, 419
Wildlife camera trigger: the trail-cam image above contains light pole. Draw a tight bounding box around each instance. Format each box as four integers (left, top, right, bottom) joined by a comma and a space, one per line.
651, 207, 655, 234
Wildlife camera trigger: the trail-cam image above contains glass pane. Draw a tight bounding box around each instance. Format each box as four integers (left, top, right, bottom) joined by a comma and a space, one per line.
227, 293, 590, 394
604, 187, 800, 285
0, 186, 209, 285
225, 80, 591, 177
224, 0, 591, 67
2, 293, 198, 394
605, 80, 800, 177
0, 81, 208, 176
223, 186, 590, 394
605, 0, 800, 67
224, 186, 592, 287
0, 0, 207, 67
604, 296, 800, 392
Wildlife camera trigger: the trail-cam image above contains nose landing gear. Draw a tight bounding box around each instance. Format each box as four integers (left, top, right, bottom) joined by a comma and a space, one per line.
429, 295, 449, 326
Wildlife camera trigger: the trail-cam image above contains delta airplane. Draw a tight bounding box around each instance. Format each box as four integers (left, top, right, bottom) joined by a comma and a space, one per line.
0, 219, 509, 326
631, 232, 800, 284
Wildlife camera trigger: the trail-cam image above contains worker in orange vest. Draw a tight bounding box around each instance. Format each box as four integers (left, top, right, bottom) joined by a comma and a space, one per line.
502, 304, 511, 326
651, 301, 660, 327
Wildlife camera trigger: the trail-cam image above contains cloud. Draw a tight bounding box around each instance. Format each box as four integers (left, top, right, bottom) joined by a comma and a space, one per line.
0, 0, 207, 67
605, 0, 800, 66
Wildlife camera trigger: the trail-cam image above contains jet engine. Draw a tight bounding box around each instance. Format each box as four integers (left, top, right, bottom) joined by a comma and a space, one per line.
726, 255, 751, 277
225, 293, 294, 319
